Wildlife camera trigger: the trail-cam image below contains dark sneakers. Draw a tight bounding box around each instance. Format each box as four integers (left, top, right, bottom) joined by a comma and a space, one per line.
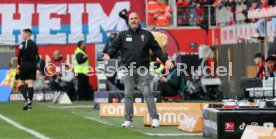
28, 103, 32, 110
22, 100, 32, 111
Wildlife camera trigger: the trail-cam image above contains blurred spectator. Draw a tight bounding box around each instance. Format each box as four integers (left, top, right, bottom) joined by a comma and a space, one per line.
176, 0, 217, 26
58, 64, 76, 101
254, 53, 265, 78
156, 0, 172, 26
268, 37, 276, 56
52, 50, 64, 75
215, 0, 275, 24
33, 70, 45, 91
224, 0, 235, 9
261, 0, 268, 7
189, 1, 206, 25
74, 40, 93, 101
148, 0, 159, 26
235, 0, 260, 22
176, 0, 190, 7
49, 50, 64, 92
157, 64, 185, 96
149, 53, 165, 91
102, 31, 119, 59
196, 3, 205, 24
214, 0, 225, 9
36, 55, 45, 76
266, 56, 276, 77
255, 0, 272, 36
176, 0, 190, 26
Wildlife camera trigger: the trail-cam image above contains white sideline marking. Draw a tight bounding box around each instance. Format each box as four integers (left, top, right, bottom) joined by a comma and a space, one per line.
0, 114, 50, 139
82, 115, 202, 137
83, 116, 113, 126
70, 112, 113, 126
145, 133, 203, 137
48, 105, 92, 109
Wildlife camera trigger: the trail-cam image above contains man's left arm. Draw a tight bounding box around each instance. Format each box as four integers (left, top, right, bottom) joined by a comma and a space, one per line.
17, 43, 24, 65
148, 32, 174, 69
148, 32, 168, 64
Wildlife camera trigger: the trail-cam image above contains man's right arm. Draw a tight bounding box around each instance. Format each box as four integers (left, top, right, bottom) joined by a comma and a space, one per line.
102, 42, 109, 54
17, 43, 24, 65
106, 32, 122, 57
76, 53, 88, 64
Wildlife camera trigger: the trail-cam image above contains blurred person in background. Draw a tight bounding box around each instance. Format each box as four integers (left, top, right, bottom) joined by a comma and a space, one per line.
52, 50, 64, 74
176, 0, 190, 25
147, 0, 159, 26
36, 55, 45, 76
266, 56, 276, 77
102, 31, 119, 59
236, 0, 260, 23
58, 64, 76, 101
49, 50, 64, 92
255, 0, 270, 37
103, 31, 120, 85
157, 63, 185, 97
254, 53, 265, 78
223, 0, 235, 9
176, 0, 190, 7
213, 0, 225, 9
74, 40, 93, 101
149, 53, 166, 91
33, 70, 45, 92
156, 0, 172, 26
195, 3, 205, 24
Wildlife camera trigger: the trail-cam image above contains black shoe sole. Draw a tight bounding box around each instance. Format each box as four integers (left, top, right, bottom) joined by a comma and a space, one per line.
23, 107, 29, 111
22, 101, 32, 111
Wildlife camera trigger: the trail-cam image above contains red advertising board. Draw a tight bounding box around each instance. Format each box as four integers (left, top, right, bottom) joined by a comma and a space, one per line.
165, 28, 220, 54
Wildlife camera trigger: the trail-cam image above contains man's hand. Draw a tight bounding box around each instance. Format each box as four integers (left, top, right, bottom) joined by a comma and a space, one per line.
159, 76, 167, 82
56, 75, 61, 80
165, 59, 174, 69
83, 55, 88, 59
102, 53, 110, 61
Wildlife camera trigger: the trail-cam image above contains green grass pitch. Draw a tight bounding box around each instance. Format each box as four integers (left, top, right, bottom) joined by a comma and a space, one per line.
0, 101, 207, 139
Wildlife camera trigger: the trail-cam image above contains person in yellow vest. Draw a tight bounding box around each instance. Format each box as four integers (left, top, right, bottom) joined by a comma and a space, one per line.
74, 40, 93, 101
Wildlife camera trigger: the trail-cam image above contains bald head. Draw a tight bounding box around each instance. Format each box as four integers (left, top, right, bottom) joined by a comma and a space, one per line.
53, 50, 61, 61
128, 12, 140, 30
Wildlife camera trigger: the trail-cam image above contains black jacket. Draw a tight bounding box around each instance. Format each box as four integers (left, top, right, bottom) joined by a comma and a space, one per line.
103, 40, 120, 59
76, 48, 88, 64
18, 39, 38, 65
107, 26, 168, 67
166, 69, 182, 90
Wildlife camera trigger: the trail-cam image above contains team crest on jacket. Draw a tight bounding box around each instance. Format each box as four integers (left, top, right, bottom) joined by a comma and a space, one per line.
141, 34, 145, 41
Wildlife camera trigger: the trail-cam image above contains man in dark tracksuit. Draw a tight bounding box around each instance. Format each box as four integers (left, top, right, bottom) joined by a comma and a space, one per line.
17, 29, 38, 110
102, 12, 174, 128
